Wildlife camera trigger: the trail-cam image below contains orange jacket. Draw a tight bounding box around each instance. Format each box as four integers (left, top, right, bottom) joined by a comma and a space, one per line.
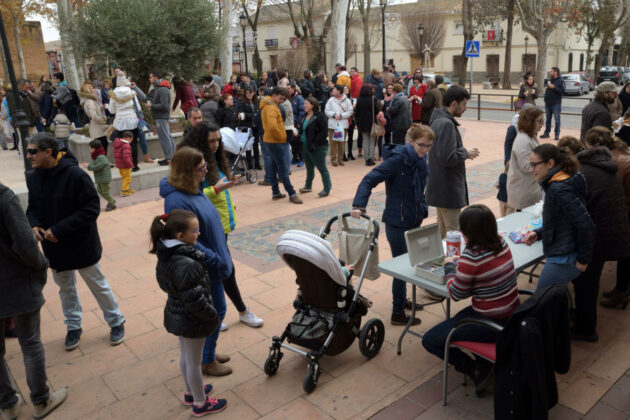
260, 96, 286, 143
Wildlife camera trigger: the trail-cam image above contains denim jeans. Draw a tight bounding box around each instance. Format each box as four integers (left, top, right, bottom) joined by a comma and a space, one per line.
536, 258, 581, 292
202, 277, 227, 364
544, 103, 561, 136
52, 263, 125, 331
385, 224, 410, 314
266, 142, 296, 197
155, 119, 175, 160
0, 310, 49, 408
260, 140, 276, 184
422, 306, 503, 375
137, 125, 149, 155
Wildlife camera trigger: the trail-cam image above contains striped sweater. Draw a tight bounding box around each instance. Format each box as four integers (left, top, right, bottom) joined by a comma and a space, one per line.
445, 239, 519, 319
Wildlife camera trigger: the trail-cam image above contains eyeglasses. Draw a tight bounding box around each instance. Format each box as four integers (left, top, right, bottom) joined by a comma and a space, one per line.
530, 160, 545, 168
194, 163, 208, 172
26, 148, 40, 155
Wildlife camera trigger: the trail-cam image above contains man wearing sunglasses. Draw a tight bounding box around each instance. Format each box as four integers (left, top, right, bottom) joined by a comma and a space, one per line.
25, 133, 126, 351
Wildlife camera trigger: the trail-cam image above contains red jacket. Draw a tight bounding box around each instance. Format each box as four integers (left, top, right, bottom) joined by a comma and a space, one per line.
409, 84, 427, 122
173, 84, 199, 116
113, 138, 133, 169
350, 74, 363, 99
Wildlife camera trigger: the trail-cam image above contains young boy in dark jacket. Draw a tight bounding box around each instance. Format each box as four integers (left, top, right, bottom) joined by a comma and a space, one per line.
87, 139, 116, 211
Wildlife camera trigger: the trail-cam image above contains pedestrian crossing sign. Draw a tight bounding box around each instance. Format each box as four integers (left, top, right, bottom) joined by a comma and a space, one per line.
465, 40, 480, 57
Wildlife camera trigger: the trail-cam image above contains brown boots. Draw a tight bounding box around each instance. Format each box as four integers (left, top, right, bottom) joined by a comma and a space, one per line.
600, 288, 630, 309
202, 353, 232, 376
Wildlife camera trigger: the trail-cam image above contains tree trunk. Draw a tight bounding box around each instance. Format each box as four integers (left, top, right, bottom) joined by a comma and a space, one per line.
253, 45, 263, 78
458, 0, 472, 86
362, 13, 370, 76
330, 0, 349, 75
57, 0, 82, 89
220, 0, 233, 82
535, 39, 547, 91
11, 22, 26, 79
502, 0, 514, 89
0, 37, 10, 83
598, 38, 611, 67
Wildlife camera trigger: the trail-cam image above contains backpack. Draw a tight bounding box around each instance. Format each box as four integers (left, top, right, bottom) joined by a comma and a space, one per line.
70, 88, 80, 107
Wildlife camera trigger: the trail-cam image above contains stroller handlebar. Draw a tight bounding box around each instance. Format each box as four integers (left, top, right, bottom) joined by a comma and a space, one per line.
321, 212, 380, 239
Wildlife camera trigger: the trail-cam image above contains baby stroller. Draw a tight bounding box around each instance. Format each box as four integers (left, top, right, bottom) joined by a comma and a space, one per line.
220, 127, 258, 184
264, 214, 385, 393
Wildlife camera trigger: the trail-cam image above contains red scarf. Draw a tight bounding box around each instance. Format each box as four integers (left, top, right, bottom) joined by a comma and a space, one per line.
91, 147, 105, 161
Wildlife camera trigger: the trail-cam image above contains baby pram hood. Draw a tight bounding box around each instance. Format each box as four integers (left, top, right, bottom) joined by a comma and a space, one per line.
276, 230, 347, 287
220, 127, 239, 155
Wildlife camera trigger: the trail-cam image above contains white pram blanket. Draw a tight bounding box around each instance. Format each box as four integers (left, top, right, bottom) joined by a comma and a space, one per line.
276, 230, 347, 286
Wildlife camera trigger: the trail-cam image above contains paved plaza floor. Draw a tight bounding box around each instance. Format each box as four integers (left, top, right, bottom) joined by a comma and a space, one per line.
2, 119, 629, 419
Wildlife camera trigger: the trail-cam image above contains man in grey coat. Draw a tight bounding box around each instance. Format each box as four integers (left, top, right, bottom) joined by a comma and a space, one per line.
0, 183, 68, 420
147, 71, 175, 166
426, 85, 480, 238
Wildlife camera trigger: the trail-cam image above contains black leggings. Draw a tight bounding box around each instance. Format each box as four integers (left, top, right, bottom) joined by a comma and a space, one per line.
223, 234, 246, 313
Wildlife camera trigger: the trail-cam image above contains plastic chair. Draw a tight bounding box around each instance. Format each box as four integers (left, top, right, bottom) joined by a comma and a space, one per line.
441, 290, 533, 406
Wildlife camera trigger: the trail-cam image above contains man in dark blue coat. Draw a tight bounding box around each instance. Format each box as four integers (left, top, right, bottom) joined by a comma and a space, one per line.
25, 133, 125, 351
541, 67, 565, 140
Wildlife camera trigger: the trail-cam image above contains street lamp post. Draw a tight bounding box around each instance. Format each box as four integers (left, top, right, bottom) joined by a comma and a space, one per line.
380, 0, 387, 67
321, 33, 327, 74
524, 35, 529, 55
239, 12, 249, 75
417, 24, 424, 67
0, 11, 31, 174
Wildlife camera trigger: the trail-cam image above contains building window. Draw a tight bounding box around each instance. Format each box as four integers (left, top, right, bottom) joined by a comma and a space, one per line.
268, 26, 276, 39
568, 53, 573, 72
579, 53, 584, 71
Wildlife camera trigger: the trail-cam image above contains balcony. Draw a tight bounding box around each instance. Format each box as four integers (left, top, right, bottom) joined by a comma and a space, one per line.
265, 38, 278, 49
482, 29, 504, 43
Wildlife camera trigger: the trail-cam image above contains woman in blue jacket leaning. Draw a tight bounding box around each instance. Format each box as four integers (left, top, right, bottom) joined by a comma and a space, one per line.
351, 123, 432, 325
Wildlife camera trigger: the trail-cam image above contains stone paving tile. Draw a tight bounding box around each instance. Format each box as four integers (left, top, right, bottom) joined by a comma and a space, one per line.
9, 120, 627, 420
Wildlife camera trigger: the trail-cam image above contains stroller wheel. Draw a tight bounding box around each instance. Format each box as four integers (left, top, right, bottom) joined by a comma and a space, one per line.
303, 362, 321, 394
247, 169, 258, 184
359, 318, 385, 358
264, 351, 282, 376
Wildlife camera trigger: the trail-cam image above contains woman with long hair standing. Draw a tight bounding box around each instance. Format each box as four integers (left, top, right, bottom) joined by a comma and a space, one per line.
297, 97, 331, 197
522, 144, 595, 291
354, 85, 381, 166
179, 122, 264, 331
78, 81, 108, 152
215, 94, 238, 130
159, 146, 234, 377
237, 87, 261, 169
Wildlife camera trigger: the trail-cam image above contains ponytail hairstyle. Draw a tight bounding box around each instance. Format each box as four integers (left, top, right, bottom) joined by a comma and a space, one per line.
149, 209, 197, 254
532, 143, 580, 176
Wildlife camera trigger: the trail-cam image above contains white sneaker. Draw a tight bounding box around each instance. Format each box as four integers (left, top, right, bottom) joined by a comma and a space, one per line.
220, 323, 228, 331
239, 308, 264, 328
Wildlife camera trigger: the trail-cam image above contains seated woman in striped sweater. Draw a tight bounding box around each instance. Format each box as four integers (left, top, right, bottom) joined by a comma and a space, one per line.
422, 204, 520, 396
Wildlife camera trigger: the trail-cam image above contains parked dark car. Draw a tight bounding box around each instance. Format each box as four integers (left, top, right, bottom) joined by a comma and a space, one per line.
597, 66, 621, 85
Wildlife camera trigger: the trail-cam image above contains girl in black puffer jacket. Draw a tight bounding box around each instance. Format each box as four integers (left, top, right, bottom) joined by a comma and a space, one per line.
150, 209, 226, 415
523, 144, 595, 293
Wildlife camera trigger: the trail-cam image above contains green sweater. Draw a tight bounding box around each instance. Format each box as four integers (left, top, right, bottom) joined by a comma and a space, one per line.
87, 154, 112, 184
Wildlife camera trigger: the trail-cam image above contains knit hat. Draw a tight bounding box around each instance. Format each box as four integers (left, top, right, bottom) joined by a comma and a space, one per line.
596, 81, 617, 93
116, 71, 130, 87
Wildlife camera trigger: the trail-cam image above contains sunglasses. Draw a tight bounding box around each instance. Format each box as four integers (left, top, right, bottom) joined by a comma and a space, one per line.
26, 148, 40, 155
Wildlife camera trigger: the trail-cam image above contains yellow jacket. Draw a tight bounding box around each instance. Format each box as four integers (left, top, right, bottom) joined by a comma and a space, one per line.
260, 96, 286, 143
336, 72, 351, 90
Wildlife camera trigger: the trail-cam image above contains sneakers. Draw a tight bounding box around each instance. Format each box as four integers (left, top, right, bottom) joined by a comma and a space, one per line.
32, 387, 68, 420
121, 189, 136, 197
202, 361, 233, 376
391, 313, 421, 326
258, 180, 271, 186
184, 384, 214, 406
192, 396, 227, 417
239, 308, 264, 328
289, 196, 303, 204
296, 161, 304, 167
299, 187, 312, 193
64, 329, 82, 351
318, 190, 329, 197
540, 133, 550, 139
0, 393, 22, 420
157, 159, 169, 166
105, 204, 117, 212
219, 323, 228, 332
110, 323, 125, 346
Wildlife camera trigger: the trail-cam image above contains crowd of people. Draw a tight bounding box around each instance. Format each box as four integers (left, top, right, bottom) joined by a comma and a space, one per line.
2, 63, 630, 418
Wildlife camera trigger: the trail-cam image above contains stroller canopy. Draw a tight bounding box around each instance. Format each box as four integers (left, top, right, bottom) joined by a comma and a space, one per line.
220, 127, 239, 155
276, 230, 347, 286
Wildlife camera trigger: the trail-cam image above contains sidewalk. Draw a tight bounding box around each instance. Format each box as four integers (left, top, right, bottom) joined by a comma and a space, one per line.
4, 120, 628, 419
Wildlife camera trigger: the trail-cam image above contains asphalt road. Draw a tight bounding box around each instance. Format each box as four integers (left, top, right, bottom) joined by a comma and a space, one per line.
461, 91, 593, 129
